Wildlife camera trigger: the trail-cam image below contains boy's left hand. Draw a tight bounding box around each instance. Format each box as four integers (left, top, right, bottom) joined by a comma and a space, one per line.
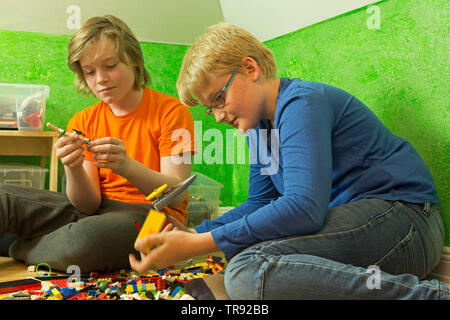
129, 230, 199, 273
87, 137, 131, 175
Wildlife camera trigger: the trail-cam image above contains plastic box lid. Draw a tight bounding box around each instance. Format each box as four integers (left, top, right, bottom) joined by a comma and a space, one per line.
0, 164, 49, 173
0, 83, 50, 96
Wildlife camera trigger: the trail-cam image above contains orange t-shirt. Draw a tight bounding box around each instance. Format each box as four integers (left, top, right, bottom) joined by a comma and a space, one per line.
67, 87, 196, 224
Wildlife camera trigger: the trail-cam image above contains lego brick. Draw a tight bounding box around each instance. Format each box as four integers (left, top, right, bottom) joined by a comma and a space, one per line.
135, 209, 167, 251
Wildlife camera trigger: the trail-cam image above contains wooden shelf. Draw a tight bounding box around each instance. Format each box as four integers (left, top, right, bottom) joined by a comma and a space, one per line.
0, 130, 59, 191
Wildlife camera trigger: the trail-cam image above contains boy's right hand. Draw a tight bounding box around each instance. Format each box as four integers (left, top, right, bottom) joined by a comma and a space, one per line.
54, 132, 85, 168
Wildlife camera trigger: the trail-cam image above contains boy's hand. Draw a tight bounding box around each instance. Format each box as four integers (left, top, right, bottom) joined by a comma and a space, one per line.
129, 230, 198, 273
55, 132, 85, 168
129, 231, 218, 274
87, 137, 131, 175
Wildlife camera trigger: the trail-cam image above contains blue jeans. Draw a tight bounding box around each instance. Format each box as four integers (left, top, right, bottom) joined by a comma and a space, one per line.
224, 198, 449, 299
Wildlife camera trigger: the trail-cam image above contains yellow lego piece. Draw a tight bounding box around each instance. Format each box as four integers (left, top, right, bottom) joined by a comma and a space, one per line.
146, 184, 168, 201
125, 284, 135, 295
140, 293, 151, 300
125, 283, 153, 295
47, 288, 63, 300
135, 209, 167, 251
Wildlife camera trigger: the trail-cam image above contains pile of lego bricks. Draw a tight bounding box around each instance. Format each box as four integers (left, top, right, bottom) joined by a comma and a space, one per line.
0, 255, 226, 300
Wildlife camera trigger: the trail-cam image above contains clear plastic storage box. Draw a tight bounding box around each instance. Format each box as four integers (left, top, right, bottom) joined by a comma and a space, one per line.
0, 83, 50, 130
187, 172, 224, 227
0, 165, 48, 190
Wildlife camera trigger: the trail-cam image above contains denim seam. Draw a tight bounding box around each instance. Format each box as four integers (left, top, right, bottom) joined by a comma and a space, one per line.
256, 249, 272, 300
260, 260, 266, 300
430, 207, 445, 243
407, 203, 438, 265
401, 202, 444, 276
424, 208, 445, 266
373, 224, 415, 266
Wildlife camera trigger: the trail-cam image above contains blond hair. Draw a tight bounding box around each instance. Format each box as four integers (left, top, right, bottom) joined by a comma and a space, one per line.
68, 15, 150, 95
177, 23, 277, 107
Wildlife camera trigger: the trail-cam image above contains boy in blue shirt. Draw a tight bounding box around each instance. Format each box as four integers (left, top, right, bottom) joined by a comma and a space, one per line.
130, 23, 448, 300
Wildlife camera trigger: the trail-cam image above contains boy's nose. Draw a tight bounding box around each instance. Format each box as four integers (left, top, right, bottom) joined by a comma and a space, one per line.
213, 109, 227, 123
96, 70, 109, 84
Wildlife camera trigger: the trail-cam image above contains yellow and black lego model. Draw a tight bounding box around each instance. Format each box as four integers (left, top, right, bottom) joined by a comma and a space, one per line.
134, 174, 197, 249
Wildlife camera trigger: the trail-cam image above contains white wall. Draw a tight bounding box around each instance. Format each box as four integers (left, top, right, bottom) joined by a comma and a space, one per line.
219, 0, 379, 41
0, 0, 224, 45
0, 0, 379, 44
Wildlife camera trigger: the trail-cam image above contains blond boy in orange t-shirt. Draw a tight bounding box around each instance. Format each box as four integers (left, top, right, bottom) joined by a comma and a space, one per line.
4, 15, 195, 272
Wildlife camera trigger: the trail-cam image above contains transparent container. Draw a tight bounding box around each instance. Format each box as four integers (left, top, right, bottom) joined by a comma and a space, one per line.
0, 83, 49, 131
188, 172, 223, 202
187, 200, 222, 228
187, 172, 224, 227
0, 165, 48, 189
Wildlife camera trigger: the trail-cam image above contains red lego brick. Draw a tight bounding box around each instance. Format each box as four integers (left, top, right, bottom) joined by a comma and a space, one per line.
156, 278, 166, 291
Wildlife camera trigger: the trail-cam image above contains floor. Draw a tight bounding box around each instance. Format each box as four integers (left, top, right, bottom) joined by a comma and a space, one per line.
0, 252, 226, 283
0, 257, 37, 282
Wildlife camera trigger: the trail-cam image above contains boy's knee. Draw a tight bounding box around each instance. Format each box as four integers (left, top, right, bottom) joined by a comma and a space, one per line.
224, 248, 266, 300
60, 219, 139, 272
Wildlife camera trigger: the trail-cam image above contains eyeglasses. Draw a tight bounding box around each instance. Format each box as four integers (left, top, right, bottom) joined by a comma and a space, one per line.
205, 70, 238, 116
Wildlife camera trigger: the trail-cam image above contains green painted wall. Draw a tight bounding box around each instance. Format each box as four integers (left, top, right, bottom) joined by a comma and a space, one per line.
0, 0, 448, 245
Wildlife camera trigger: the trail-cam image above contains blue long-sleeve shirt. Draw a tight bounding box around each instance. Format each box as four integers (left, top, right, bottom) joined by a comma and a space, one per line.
195, 78, 439, 260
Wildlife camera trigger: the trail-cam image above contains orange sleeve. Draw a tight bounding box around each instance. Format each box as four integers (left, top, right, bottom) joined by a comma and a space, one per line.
158, 103, 197, 157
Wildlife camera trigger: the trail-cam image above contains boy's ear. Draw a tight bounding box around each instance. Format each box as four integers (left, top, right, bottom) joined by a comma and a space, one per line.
241, 57, 260, 82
